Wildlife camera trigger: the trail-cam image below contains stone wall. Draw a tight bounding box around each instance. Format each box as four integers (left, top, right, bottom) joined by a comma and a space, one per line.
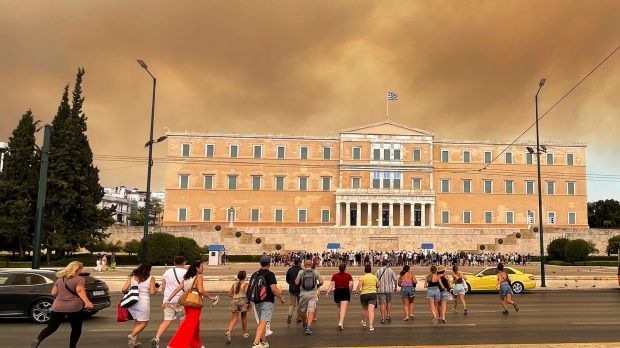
106, 225, 618, 256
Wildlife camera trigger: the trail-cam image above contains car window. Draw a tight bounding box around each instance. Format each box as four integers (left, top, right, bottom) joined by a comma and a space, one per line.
10, 273, 47, 285
0, 273, 9, 286
481, 268, 498, 276
505, 269, 516, 274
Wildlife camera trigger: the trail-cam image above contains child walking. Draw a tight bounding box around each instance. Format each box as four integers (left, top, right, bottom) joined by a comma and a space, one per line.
225, 271, 250, 343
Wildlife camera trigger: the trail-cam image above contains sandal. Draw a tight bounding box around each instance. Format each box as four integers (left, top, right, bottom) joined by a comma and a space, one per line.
243, 333, 249, 339
386, 316, 391, 321
380, 319, 385, 324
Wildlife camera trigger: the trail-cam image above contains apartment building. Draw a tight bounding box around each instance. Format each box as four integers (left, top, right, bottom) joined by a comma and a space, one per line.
163, 120, 587, 228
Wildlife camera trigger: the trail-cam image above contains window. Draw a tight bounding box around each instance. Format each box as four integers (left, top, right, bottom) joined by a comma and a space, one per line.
506, 211, 514, 224
351, 177, 361, 189
412, 178, 421, 190
568, 212, 576, 225
567, 181, 575, 195
276, 146, 285, 159
204, 175, 213, 190
227, 208, 236, 222
372, 172, 380, 188
178, 208, 187, 222
323, 147, 331, 160
526, 181, 535, 194
179, 174, 189, 189
505, 180, 513, 194
275, 176, 285, 191
526, 152, 533, 165
229, 145, 238, 158
300, 146, 308, 159
527, 211, 535, 224
462, 179, 472, 193
484, 211, 493, 224
393, 144, 401, 160
463, 150, 471, 163
352, 147, 361, 160
382, 172, 390, 188
181, 143, 191, 157
251, 209, 260, 222
393, 172, 401, 189
383, 144, 390, 161
463, 211, 471, 224
441, 150, 449, 163
321, 209, 330, 223
322, 177, 331, 191
228, 175, 237, 190
484, 180, 493, 194
202, 209, 211, 222
546, 153, 554, 165
441, 179, 450, 193
299, 177, 308, 191
547, 211, 556, 224
205, 144, 214, 158
373, 144, 381, 160
484, 151, 492, 164
275, 209, 283, 222
441, 210, 450, 223
253, 145, 262, 159
298, 209, 307, 223
252, 176, 261, 191
547, 181, 555, 195
505, 152, 513, 164
567, 153, 574, 166
413, 148, 421, 162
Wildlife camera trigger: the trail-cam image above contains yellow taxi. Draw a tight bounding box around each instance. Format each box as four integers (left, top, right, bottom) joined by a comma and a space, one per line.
452, 266, 536, 294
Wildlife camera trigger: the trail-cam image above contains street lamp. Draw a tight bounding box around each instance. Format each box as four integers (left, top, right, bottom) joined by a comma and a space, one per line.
137, 59, 157, 263
228, 207, 234, 227
535, 78, 546, 287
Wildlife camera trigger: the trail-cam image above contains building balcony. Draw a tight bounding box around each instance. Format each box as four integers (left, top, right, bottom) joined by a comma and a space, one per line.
335, 188, 436, 203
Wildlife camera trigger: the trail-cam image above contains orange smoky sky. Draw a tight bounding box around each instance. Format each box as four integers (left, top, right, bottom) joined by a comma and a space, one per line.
0, 0, 619, 200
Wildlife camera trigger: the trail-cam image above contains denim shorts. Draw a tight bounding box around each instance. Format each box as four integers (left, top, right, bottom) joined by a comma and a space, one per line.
499, 283, 513, 296
254, 301, 274, 322
426, 286, 440, 300
400, 286, 416, 298
453, 284, 466, 296
440, 290, 451, 302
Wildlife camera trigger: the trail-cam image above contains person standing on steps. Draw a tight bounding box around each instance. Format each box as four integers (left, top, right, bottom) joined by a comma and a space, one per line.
285, 258, 303, 325
496, 263, 519, 315
151, 256, 187, 348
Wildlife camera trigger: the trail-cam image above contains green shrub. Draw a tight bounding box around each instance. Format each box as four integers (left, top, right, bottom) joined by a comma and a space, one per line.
547, 238, 570, 261
585, 256, 617, 261
226, 255, 262, 262
177, 237, 203, 263
139, 233, 179, 266
113, 255, 140, 265
123, 239, 142, 255
564, 239, 590, 264
606, 235, 620, 255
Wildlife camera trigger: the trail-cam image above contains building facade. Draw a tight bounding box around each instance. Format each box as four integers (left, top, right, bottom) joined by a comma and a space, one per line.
163, 120, 587, 229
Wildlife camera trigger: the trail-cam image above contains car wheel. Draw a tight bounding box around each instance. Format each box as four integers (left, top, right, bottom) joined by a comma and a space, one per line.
30, 299, 53, 324
511, 282, 524, 294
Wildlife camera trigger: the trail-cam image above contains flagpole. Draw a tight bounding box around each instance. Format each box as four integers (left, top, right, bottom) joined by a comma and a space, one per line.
386, 91, 389, 120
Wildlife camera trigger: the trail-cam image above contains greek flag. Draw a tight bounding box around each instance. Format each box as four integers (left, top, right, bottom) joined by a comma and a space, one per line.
388, 91, 398, 101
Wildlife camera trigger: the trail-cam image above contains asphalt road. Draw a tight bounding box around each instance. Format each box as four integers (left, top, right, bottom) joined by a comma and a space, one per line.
3, 290, 620, 347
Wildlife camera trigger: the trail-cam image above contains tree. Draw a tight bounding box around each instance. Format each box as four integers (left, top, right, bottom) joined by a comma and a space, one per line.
123, 239, 142, 255
547, 238, 569, 261
605, 235, 620, 255
138, 233, 179, 265
177, 237, 202, 263
588, 199, 620, 228
0, 111, 40, 260
564, 239, 591, 264
128, 206, 146, 226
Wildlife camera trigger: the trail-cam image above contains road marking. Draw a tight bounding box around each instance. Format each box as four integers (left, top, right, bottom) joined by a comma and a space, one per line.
572, 322, 620, 325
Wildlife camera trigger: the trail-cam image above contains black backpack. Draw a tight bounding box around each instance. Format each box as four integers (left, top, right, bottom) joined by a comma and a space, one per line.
247, 271, 268, 303
301, 269, 316, 291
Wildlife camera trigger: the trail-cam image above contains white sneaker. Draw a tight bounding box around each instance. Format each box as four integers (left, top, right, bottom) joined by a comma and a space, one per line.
361, 320, 366, 327
151, 337, 159, 348
261, 342, 269, 348
265, 322, 273, 336
369, 326, 375, 331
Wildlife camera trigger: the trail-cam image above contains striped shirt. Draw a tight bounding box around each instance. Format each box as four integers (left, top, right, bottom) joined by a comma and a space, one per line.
375, 267, 397, 294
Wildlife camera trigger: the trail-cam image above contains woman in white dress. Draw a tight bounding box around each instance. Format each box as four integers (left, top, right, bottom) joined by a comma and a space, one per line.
122, 263, 159, 347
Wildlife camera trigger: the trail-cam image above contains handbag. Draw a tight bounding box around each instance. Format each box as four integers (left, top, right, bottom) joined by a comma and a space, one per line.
117, 303, 130, 322
178, 277, 204, 308
120, 278, 139, 308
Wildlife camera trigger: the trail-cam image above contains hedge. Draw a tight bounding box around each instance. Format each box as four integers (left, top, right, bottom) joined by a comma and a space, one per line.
226, 255, 263, 262
565, 239, 590, 264
177, 237, 203, 263
139, 233, 180, 266
549, 260, 618, 267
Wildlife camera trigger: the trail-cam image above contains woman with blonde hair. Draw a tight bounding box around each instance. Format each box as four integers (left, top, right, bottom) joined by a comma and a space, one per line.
31, 261, 94, 348
225, 271, 250, 342
122, 263, 159, 347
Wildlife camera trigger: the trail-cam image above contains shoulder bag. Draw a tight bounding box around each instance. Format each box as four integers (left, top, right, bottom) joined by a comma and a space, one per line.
178, 276, 204, 308
120, 277, 139, 308
62, 277, 89, 313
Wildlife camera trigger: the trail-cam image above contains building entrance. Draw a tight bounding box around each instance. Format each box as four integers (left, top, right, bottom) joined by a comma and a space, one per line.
382, 210, 389, 226
350, 209, 357, 226
414, 210, 421, 226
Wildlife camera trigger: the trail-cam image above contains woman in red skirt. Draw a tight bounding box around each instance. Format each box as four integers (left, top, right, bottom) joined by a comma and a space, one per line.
163, 261, 218, 348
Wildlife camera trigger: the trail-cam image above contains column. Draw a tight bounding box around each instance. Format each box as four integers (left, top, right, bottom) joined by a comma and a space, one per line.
399, 203, 404, 227
367, 202, 372, 226
410, 203, 416, 226
420, 203, 426, 227
389, 203, 394, 227
430, 203, 435, 228
335, 202, 341, 227
345, 202, 351, 227
356, 202, 361, 227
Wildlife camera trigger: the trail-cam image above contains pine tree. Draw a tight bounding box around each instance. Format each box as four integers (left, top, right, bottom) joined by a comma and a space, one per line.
0, 110, 40, 260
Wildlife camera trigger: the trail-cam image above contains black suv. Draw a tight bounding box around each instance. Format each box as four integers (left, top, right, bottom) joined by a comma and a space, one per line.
0, 269, 111, 323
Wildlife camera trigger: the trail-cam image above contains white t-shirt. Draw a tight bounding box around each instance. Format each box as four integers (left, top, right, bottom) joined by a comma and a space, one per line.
162, 267, 187, 304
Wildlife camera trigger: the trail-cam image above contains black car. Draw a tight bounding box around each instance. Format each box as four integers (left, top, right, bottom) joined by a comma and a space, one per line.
0, 269, 111, 324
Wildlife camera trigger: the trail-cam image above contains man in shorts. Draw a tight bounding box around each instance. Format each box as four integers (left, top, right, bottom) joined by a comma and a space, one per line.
251, 256, 285, 348
151, 256, 186, 348
376, 259, 398, 323
295, 259, 323, 335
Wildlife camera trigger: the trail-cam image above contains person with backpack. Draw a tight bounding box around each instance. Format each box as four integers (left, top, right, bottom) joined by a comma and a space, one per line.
285, 258, 303, 325
151, 256, 186, 348
294, 259, 324, 335
248, 256, 285, 348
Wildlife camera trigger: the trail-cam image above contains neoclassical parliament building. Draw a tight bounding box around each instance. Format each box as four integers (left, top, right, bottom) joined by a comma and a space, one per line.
163, 120, 587, 229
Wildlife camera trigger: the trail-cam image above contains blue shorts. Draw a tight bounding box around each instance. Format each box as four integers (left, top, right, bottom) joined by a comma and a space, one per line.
426, 287, 440, 300
499, 283, 513, 296
254, 302, 274, 322
440, 290, 451, 302
453, 284, 466, 296
400, 286, 416, 298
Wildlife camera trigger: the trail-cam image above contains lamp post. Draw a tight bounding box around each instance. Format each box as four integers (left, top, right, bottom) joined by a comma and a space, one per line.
535, 78, 547, 287
228, 207, 234, 227
137, 60, 156, 263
